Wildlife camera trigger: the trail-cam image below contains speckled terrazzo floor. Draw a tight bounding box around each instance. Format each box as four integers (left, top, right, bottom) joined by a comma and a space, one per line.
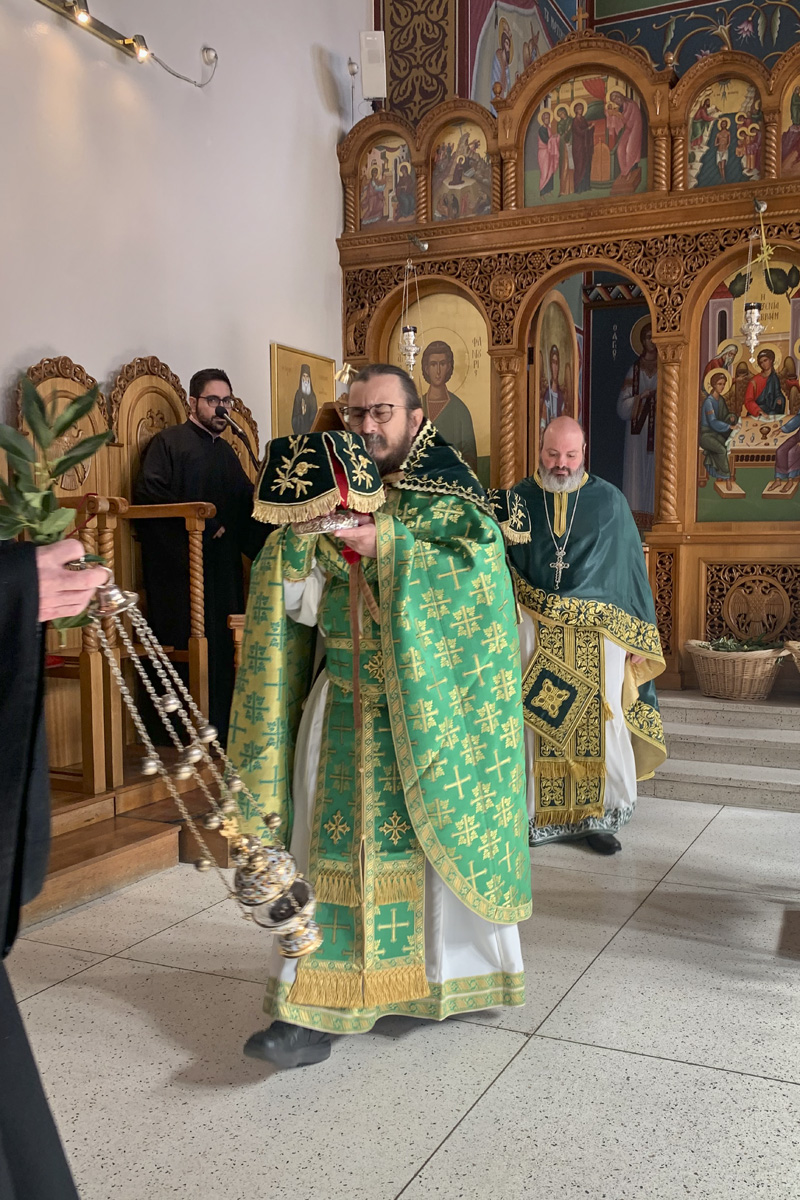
9, 795, 800, 1200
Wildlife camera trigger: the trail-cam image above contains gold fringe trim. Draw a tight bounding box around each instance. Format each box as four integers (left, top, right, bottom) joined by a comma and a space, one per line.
345, 485, 386, 514
253, 486, 340, 526
570, 759, 606, 780
288, 966, 363, 1009
535, 803, 604, 827
315, 867, 360, 908
499, 521, 531, 545
536, 759, 607, 780
374, 873, 421, 906
363, 965, 430, 1006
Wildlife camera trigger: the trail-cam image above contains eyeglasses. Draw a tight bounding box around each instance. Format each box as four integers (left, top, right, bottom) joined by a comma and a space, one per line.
199, 395, 233, 408
339, 403, 404, 427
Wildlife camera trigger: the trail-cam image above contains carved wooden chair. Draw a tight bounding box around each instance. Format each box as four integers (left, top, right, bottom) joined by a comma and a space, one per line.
109, 358, 214, 761
17, 358, 116, 795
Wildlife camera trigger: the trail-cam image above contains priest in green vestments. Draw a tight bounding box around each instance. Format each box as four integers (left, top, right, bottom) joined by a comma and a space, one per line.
508, 416, 666, 856
231, 365, 531, 1068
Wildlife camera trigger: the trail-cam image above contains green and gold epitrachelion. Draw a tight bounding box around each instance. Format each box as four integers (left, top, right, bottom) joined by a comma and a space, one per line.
230, 424, 531, 1030
509, 472, 667, 830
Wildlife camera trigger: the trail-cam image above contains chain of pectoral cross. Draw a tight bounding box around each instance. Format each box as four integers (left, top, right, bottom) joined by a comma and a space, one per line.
542, 485, 581, 591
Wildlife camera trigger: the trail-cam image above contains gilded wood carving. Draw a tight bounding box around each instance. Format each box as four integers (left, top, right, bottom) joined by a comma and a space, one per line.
338, 33, 800, 686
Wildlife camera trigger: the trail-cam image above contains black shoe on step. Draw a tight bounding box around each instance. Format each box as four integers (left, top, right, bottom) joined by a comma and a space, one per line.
585, 833, 622, 855
243, 1021, 332, 1067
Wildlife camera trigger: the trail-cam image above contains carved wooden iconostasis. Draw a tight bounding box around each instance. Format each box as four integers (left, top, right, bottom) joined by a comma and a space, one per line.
338, 32, 800, 689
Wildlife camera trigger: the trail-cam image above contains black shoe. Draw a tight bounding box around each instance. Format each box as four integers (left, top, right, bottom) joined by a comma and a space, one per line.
243, 1021, 331, 1067
585, 833, 622, 855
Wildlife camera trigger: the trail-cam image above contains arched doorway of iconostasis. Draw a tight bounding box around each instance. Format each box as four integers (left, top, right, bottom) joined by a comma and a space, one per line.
527, 269, 656, 535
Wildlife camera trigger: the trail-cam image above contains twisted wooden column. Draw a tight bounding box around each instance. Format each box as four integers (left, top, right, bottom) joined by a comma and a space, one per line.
490, 154, 502, 212
764, 115, 779, 179
656, 342, 683, 526
671, 130, 687, 191
343, 177, 357, 233
188, 528, 205, 640
502, 155, 518, 209
79, 523, 100, 653
185, 507, 213, 717
494, 355, 523, 487
97, 517, 117, 649
653, 129, 670, 192
416, 171, 429, 224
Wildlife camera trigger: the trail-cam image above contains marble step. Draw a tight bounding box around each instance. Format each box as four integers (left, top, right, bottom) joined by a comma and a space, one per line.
639, 757, 800, 813
657, 690, 800, 732
662, 720, 800, 770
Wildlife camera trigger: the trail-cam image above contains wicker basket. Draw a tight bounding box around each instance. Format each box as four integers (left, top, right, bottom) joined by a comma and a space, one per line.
785, 642, 800, 676
685, 640, 789, 702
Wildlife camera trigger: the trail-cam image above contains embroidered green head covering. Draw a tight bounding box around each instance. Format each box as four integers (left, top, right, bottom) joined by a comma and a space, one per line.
253, 430, 385, 525
486, 489, 531, 545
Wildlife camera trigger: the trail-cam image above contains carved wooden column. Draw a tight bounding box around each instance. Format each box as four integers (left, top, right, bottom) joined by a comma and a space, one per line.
186, 514, 210, 717
416, 169, 430, 224
490, 153, 502, 211
764, 114, 779, 179
502, 153, 518, 210
91, 498, 127, 789
343, 176, 357, 234
492, 354, 524, 487
77, 520, 106, 794
656, 341, 683, 528
653, 128, 670, 192
670, 129, 687, 191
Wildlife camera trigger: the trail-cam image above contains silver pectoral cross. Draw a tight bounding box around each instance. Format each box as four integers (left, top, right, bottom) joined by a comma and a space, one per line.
550, 548, 569, 589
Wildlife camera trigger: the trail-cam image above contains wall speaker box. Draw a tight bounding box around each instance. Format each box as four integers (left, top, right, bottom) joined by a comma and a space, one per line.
359, 31, 387, 100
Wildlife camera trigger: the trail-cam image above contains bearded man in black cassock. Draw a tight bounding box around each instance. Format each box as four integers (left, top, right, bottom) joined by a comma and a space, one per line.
134, 368, 266, 744
1, 539, 106, 1198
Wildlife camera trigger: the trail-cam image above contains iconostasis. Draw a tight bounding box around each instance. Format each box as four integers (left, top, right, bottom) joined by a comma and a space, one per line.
337, 33, 800, 686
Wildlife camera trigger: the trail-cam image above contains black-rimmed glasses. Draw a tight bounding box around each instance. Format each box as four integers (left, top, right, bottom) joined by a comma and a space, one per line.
339, 403, 403, 427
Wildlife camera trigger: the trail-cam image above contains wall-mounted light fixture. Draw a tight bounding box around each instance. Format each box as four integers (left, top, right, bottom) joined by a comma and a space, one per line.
32, 0, 217, 86
66, 0, 90, 26
127, 34, 150, 63
35, 0, 143, 59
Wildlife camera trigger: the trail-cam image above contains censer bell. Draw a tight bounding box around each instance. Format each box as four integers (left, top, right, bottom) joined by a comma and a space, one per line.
89, 578, 139, 618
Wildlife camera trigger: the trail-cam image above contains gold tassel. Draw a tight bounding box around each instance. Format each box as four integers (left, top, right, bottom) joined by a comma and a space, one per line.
288, 966, 363, 1009
536, 759, 571, 779
315, 867, 360, 908
363, 964, 430, 1006
253, 486, 341, 526
345, 485, 386, 514
534, 808, 572, 827
499, 522, 531, 546
603, 700, 614, 721
568, 759, 606, 780
374, 873, 421, 906
535, 801, 604, 827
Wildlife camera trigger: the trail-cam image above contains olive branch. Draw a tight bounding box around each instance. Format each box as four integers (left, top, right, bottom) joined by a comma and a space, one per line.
0, 377, 112, 544
0, 377, 113, 630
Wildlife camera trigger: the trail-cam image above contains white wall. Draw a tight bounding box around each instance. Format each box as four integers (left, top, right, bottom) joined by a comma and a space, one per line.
0, 0, 372, 433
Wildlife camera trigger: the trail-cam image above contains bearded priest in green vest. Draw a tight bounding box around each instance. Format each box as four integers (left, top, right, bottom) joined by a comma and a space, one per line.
508, 416, 666, 857
231, 365, 531, 1068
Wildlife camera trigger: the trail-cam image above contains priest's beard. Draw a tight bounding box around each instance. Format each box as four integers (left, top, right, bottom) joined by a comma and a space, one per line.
195, 409, 227, 435
363, 416, 418, 476
540, 464, 584, 492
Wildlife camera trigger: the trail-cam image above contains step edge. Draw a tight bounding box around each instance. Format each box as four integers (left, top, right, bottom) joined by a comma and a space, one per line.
44, 822, 179, 878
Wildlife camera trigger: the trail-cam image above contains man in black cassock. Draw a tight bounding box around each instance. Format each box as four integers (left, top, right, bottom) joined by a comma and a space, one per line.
134, 368, 266, 744
1, 538, 106, 1199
